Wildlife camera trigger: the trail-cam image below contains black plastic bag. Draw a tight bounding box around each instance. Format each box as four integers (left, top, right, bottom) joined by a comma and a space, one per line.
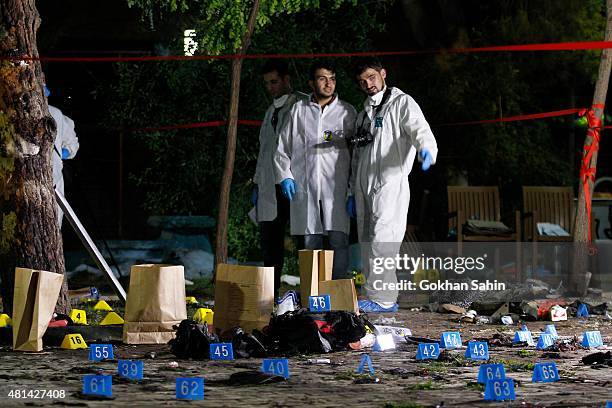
230, 327, 268, 358
266, 309, 332, 354
321, 311, 371, 350
169, 319, 219, 359
582, 351, 612, 366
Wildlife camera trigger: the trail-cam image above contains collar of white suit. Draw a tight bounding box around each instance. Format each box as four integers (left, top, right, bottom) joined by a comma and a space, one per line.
366, 85, 388, 108
273, 94, 290, 108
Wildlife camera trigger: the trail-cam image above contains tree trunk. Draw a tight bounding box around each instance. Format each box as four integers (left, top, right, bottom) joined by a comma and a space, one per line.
571, 0, 612, 294
214, 0, 261, 268
0, 0, 69, 314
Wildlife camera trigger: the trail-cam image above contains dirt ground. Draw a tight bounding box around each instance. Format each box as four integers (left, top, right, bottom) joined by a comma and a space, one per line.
0, 309, 610, 407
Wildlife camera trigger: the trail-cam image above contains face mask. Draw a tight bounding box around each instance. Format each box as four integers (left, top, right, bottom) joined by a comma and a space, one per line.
349, 88, 392, 148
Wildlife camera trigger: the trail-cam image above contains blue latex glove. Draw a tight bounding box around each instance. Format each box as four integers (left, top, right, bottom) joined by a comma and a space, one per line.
251, 185, 258, 206
61, 148, 70, 160
346, 195, 356, 218
280, 178, 296, 201
420, 149, 433, 171
43, 85, 51, 97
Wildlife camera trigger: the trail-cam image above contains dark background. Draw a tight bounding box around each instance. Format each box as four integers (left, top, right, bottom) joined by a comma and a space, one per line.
36, 0, 612, 253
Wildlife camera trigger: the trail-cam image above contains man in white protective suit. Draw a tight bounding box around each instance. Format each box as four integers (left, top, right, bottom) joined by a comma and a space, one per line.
347, 57, 438, 313
45, 85, 80, 227
253, 60, 307, 297
275, 60, 356, 279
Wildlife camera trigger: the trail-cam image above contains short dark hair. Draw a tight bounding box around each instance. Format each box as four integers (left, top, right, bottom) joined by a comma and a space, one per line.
309, 60, 336, 80
261, 60, 290, 77
352, 57, 384, 78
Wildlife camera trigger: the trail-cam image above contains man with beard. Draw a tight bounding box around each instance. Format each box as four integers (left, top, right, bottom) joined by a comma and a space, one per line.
253, 60, 307, 297
347, 57, 438, 312
275, 60, 356, 279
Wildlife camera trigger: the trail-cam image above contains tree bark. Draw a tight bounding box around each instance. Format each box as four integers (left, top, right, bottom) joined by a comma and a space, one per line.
571, 0, 612, 294
214, 0, 261, 268
0, 0, 69, 314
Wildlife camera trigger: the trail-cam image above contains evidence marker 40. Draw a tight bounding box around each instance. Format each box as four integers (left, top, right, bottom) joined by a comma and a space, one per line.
372, 279, 506, 291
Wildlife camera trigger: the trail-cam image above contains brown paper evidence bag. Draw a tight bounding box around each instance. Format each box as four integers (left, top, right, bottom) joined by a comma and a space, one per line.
12, 268, 64, 352
213, 257, 358, 335
299, 249, 359, 314
123, 264, 187, 344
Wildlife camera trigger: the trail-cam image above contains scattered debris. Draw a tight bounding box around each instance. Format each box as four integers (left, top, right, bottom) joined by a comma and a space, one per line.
408, 380, 436, 390
487, 333, 514, 347
439, 304, 467, 314
581, 351, 612, 366
48, 313, 70, 328
459, 309, 477, 323
307, 358, 331, 364
225, 370, 287, 385
353, 376, 380, 384
405, 336, 438, 344
520, 299, 569, 321
373, 334, 396, 351
547, 337, 581, 352
587, 288, 603, 298
490, 302, 512, 324
568, 300, 610, 316
383, 367, 412, 378
350, 333, 376, 350
437, 350, 470, 365
472, 302, 506, 316
231, 327, 267, 358
266, 310, 371, 355
520, 301, 539, 320
524, 279, 553, 297
551, 305, 568, 322
373, 316, 402, 325
280, 274, 300, 286
475, 316, 490, 325
540, 352, 562, 359
374, 325, 412, 343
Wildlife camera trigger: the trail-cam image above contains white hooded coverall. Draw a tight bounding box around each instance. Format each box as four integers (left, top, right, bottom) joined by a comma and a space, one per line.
350, 87, 438, 304
49, 105, 79, 226
253, 92, 306, 222
275, 95, 356, 236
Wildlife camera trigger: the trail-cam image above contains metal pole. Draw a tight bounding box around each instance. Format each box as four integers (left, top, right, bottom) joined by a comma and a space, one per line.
55, 188, 127, 302
118, 132, 124, 238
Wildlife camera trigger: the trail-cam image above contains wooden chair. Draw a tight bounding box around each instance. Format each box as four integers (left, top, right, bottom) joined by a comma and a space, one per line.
522, 186, 574, 242
448, 186, 521, 242
447, 186, 521, 278
522, 186, 576, 279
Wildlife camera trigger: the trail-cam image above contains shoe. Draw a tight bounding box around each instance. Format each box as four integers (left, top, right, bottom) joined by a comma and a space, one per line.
358, 299, 398, 313
275, 290, 299, 316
